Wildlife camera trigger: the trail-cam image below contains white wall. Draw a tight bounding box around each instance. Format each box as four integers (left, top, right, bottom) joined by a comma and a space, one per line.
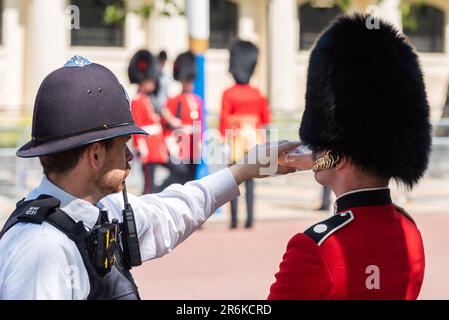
1, 0, 449, 122
0, 0, 25, 112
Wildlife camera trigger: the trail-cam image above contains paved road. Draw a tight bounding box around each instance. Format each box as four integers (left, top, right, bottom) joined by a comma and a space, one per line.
1, 167, 449, 299
132, 212, 449, 300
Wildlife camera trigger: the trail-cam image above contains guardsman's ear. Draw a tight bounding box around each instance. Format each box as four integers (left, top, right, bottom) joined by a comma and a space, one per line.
336, 154, 348, 171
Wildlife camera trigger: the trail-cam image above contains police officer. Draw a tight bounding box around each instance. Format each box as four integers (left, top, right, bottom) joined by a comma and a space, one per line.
268, 15, 431, 299
219, 40, 271, 229
0, 55, 298, 300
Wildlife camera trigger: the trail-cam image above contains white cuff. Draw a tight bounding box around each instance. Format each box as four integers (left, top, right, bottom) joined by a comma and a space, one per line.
199, 168, 240, 210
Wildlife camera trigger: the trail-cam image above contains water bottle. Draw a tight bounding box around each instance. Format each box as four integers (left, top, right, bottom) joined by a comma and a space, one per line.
278, 145, 313, 171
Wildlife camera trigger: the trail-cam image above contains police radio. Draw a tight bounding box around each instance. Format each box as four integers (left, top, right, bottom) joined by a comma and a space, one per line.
120, 182, 142, 267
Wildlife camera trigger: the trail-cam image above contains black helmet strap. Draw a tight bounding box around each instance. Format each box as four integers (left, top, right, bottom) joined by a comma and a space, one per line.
33, 121, 136, 144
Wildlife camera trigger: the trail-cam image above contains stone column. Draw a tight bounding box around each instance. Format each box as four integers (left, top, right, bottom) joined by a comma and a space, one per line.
378, 0, 402, 31
1, 0, 25, 111
268, 0, 297, 112
238, 0, 258, 41
125, 0, 146, 52
237, 0, 268, 94
24, 0, 66, 109
145, 0, 189, 57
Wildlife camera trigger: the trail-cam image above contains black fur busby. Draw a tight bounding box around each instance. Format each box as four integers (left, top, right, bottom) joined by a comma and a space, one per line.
299, 14, 432, 188
173, 51, 196, 81
128, 49, 158, 84
229, 40, 259, 84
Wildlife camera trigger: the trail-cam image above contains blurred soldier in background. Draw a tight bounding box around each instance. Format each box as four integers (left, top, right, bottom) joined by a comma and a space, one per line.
128, 50, 169, 194
163, 51, 203, 186
220, 40, 271, 229
156, 50, 172, 112
128, 50, 183, 194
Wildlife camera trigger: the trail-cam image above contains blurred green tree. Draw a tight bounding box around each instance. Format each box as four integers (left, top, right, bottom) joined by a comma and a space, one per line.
333, 0, 426, 30
103, 0, 184, 26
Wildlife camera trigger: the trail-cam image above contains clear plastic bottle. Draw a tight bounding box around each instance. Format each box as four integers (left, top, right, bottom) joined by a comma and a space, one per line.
278, 145, 313, 171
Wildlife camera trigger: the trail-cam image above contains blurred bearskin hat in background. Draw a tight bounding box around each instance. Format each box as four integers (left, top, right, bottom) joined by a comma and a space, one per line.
173, 51, 197, 81
229, 40, 259, 85
128, 49, 158, 84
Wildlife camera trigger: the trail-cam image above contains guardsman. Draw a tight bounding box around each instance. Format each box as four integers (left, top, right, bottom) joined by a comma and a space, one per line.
219, 40, 271, 229
164, 51, 203, 184
128, 49, 169, 194
0, 55, 298, 300
268, 14, 431, 300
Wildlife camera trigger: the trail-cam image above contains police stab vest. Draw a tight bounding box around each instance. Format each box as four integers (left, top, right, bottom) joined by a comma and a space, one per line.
0, 195, 141, 300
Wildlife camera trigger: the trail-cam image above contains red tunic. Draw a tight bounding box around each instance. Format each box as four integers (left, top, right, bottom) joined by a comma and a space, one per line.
219, 84, 271, 136
130, 92, 169, 164
268, 188, 425, 300
165, 92, 203, 162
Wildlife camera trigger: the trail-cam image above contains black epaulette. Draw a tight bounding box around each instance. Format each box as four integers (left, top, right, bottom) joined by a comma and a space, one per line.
0, 195, 62, 239
304, 210, 354, 246
16, 195, 61, 224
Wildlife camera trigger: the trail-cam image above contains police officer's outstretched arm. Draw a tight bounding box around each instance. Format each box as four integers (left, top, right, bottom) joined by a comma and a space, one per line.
102, 141, 300, 262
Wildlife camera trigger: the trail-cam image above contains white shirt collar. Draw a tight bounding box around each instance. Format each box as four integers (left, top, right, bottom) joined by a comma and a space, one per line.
25, 175, 101, 230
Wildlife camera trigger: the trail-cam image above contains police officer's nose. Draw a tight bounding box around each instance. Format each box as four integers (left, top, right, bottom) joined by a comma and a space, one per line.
125, 146, 134, 162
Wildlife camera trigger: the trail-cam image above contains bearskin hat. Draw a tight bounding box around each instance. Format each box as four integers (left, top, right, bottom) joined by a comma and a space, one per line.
128, 49, 158, 84
173, 51, 196, 81
299, 14, 432, 189
229, 40, 259, 84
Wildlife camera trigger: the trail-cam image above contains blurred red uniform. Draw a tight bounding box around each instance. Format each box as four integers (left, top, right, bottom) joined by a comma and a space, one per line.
131, 92, 169, 164
165, 92, 203, 163
219, 84, 270, 138
268, 188, 425, 300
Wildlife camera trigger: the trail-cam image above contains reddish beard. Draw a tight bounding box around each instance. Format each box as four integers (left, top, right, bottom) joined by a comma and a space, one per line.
94, 162, 132, 195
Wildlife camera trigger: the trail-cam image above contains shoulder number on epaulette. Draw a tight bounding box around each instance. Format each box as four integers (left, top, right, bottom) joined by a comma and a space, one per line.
304, 210, 354, 246
16, 195, 61, 224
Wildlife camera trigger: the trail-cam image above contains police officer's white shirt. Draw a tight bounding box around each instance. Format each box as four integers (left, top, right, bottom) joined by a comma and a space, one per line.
0, 168, 239, 300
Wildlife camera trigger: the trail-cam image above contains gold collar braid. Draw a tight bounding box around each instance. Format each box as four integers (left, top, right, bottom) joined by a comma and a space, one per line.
312, 151, 341, 172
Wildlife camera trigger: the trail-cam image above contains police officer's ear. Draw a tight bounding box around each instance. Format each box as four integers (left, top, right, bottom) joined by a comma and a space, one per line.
85, 142, 109, 171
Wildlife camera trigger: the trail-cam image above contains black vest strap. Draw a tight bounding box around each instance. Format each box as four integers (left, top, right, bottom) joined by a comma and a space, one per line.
0, 194, 58, 239
0, 194, 140, 300
45, 208, 86, 241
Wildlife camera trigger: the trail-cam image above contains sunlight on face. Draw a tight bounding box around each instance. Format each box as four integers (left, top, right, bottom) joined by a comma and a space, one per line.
94, 136, 133, 195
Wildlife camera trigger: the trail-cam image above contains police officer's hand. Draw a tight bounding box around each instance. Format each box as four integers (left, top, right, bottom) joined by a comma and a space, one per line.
230, 140, 301, 185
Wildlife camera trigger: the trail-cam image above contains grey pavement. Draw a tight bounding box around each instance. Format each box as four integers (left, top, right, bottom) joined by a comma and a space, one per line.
1, 164, 449, 227
1, 163, 449, 299
132, 213, 449, 300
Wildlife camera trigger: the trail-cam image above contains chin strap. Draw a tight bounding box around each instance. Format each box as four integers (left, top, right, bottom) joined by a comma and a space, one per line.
312, 150, 341, 172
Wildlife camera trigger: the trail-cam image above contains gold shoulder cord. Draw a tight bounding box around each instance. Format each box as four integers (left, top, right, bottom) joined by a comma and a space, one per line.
312, 150, 341, 172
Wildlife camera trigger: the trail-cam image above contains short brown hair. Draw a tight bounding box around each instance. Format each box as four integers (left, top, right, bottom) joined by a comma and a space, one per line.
39, 139, 114, 176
